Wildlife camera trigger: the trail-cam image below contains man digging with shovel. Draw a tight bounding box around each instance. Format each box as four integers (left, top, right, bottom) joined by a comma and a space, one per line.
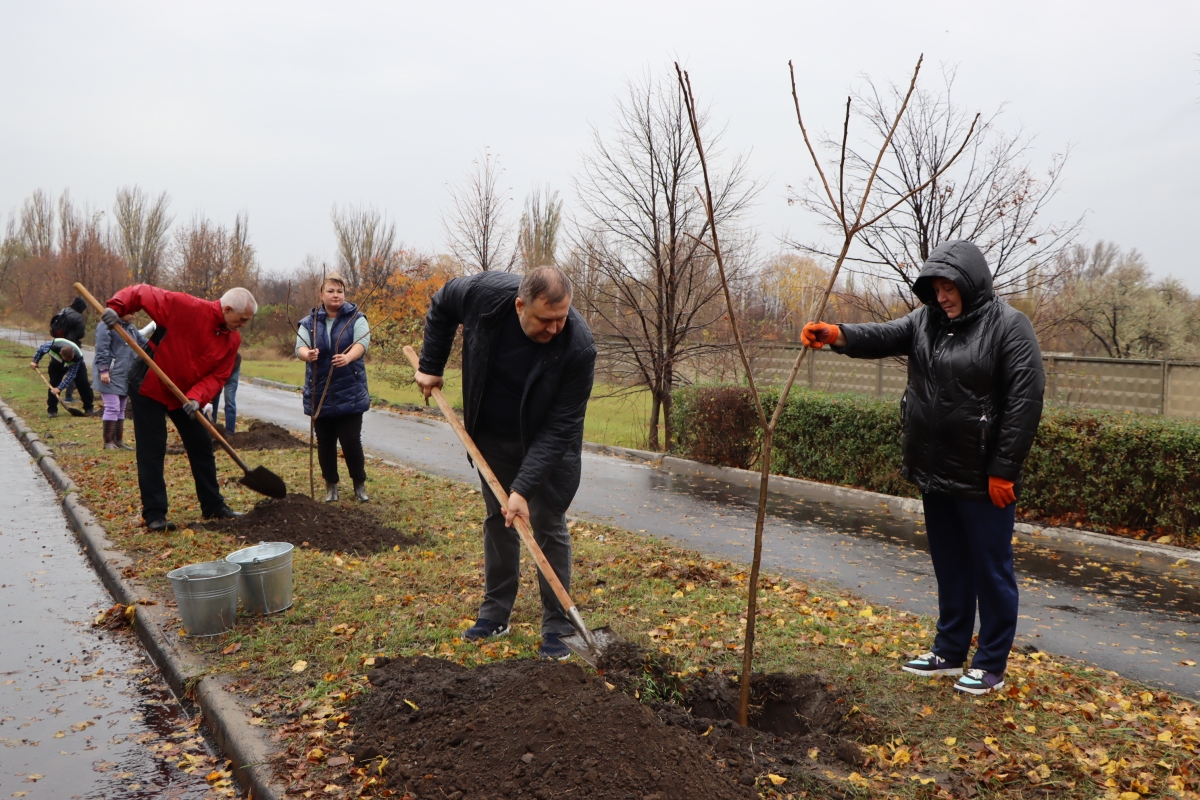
102, 284, 258, 532
415, 266, 596, 660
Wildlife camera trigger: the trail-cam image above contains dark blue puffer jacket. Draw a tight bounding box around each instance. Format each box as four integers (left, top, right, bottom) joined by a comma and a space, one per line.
300, 302, 371, 418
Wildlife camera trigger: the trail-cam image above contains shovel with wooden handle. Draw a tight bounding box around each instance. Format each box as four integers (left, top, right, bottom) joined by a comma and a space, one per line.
402, 345, 619, 665
31, 365, 87, 417
74, 282, 287, 499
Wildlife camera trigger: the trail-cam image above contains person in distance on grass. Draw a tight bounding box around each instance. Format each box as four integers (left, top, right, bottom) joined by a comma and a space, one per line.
94, 310, 149, 450
102, 285, 257, 532
801, 240, 1045, 696
30, 337, 85, 418
296, 272, 372, 503
51, 297, 94, 410
414, 265, 596, 661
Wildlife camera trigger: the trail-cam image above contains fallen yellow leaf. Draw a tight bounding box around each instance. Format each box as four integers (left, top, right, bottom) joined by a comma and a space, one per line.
768, 774, 788, 786
404, 699, 419, 710
858, 607, 873, 617
1025, 725, 1037, 733
671, 590, 684, 598
700, 725, 713, 737
944, 737, 957, 746
1158, 731, 1173, 742
292, 660, 308, 673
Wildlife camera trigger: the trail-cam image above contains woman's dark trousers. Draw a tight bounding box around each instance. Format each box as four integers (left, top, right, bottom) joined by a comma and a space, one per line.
313, 412, 366, 484
131, 392, 225, 523
922, 493, 1019, 674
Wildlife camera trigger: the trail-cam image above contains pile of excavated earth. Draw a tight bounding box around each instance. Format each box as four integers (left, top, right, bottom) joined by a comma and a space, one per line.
350, 642, 862, 800
207, 493, 421, 553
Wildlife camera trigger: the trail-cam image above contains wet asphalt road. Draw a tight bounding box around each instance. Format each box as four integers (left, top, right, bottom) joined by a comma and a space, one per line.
0, 397, 214, 798
3, 327, 1200, 697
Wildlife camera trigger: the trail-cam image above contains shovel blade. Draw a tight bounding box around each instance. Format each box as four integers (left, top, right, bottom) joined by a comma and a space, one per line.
239, 465, 287, 499
64, 406, 86, 417
561, 626, 622, 667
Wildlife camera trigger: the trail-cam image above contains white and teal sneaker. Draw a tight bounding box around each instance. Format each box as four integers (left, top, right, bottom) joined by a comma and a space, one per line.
953, 668, 1005, 695
901, 652, 964, 677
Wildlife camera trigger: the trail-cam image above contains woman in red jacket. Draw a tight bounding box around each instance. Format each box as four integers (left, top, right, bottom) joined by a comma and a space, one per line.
102, 285, 258, 531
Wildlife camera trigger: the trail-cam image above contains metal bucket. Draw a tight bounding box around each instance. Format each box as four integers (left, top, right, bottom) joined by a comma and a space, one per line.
167, 561, 242, 636
225, 542, 294, 615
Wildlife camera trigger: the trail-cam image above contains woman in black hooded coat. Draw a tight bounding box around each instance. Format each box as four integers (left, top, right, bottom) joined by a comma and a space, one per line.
801, 240, 1045, 695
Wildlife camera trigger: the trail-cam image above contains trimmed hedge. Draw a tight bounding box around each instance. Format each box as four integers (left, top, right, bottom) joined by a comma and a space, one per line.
673, 384, 1200, 541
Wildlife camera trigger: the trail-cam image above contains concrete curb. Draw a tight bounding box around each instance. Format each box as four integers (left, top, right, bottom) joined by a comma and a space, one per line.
604, 447, 1200, 564
249, 377, 301, 392
0, 397, 284, 800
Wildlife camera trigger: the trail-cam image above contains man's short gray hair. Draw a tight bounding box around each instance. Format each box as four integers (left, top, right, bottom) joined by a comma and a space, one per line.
220, 287, 258, 315
518, 265, 573, 306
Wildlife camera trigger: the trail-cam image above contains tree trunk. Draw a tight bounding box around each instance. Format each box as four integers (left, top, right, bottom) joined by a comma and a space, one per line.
661, 387, 674, 452
647, 392, 662, 452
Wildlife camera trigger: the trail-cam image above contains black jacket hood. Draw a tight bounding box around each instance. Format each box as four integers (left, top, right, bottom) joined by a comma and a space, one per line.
912, 240, 994, 314
70, 297, 87, 313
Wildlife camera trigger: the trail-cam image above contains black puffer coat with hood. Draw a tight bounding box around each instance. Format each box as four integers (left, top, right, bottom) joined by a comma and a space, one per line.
835, 240, 1045, 500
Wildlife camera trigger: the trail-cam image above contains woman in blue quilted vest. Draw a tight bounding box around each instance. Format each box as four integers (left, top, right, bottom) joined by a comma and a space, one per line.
297, 273, 372, 502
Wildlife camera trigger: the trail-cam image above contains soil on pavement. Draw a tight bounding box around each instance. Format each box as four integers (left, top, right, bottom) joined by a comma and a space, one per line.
352, 652, 856, 800
206, 493, 420, 553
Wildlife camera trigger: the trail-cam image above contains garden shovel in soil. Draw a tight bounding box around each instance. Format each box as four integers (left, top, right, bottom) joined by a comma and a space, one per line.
74, 282, 287, 500
402, 345, 621, 666
31, 366, 86, 417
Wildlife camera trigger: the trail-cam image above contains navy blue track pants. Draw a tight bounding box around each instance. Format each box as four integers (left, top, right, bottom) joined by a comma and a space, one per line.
922, 493, 1019, 674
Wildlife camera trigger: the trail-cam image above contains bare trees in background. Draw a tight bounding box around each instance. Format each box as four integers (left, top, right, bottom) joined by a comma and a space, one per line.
113, 186, 173, 284
517, 186, 563, 270
19, 189, 55, 259
572, 68, 757, 450
58, 191, 127, 302
792, 70, 1082, 325
331, 204, 402, 298
169, 212, 259, 300
442, 150, 513, 272
1045, 242, 1200, 360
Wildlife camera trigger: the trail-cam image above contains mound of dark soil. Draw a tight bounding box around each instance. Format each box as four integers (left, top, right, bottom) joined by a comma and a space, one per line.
218, 419, 305, 451
353, 656, 756, 800
208, 493, 419, 553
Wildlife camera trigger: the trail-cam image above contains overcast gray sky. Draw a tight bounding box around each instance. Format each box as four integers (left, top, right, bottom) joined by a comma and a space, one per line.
2, 1, 1197, 286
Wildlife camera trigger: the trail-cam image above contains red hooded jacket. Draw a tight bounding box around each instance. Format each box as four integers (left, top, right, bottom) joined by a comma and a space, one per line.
106, 285, 240, 409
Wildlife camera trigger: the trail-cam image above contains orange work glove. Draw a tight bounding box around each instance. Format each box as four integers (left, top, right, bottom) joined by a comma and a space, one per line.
801, 322, 840, 349
988, 476, 1016, 508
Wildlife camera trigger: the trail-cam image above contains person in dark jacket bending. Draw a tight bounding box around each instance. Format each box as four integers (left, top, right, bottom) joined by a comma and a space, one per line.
297, 273, 371, 502
415, 266, 596, 661
53, 297, 95, 413
31, 338, 85, 418
802, 240, 1045, 696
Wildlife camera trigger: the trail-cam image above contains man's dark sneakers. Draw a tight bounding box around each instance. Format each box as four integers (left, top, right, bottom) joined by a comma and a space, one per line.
901, 652, 963, 677
463, 619, 510, 642
539, 632, 571, 661
954, 668, 1005, 695
204, 506, 245, 520
47, 411, 58, 419
147, 518, 177, 532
